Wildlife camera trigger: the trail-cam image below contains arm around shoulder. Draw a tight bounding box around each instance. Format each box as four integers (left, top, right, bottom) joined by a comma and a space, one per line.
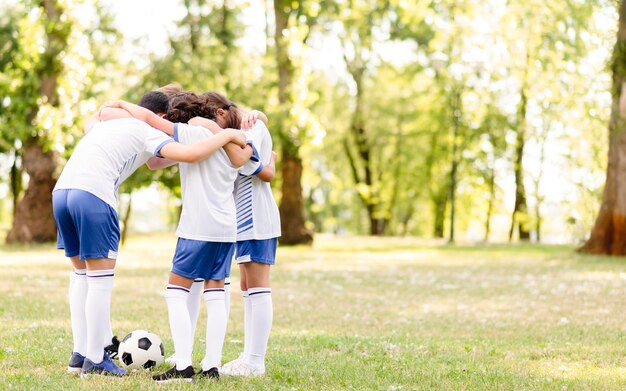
158, 129, 246, 163
103, 100, 174, 135
256, 151, 277, 182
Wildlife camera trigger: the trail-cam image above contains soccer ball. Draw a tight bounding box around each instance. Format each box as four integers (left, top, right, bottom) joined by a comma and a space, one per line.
118, 330, 164, 370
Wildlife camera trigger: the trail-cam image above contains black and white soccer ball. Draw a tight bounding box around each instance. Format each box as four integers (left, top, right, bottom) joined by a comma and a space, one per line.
118, 329, 164, 370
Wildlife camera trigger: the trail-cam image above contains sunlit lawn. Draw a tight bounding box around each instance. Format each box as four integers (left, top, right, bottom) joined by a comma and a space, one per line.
1, 234, 626, 390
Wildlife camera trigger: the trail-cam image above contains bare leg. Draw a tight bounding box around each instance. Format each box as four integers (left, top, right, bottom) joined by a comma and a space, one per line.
241, 262, 270, 289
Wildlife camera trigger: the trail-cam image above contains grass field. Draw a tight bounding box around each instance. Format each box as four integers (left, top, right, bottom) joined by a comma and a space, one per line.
1, 234, 626, 390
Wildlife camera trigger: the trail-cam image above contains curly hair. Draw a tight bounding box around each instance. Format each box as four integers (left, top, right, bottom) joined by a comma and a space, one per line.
165, 92, 217, 124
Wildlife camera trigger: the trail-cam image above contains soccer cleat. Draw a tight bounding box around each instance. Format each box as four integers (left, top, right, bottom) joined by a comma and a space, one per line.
81, 352, 127, 377
219, 355, 243, 373
220, 360, 264, 377
152, 365, 195, 383
104, 336, 120, 359
67, 352, 85, 374
199, 367, 220, 379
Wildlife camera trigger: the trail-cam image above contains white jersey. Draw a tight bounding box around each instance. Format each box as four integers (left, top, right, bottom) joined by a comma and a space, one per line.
234, 121, 281, 241
174, 123, 245, 242
54, 118, 174, 209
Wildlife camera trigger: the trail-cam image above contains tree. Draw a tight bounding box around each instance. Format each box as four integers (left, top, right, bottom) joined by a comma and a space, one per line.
337, 0, 437, 235
4, 0, 71, 243
0, 7, 24, 219
1, 0, 122, 243
339, 2, 389, 235
580, 0, 626, 255
272, 0, 314, 244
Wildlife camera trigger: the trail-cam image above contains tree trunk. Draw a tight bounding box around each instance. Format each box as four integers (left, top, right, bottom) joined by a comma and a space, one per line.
533, 133, 548, 243
274, 0, 313, 245
484, 167, 496, 242
7, 0, 68, 243
401, 202, 416, 237
279, 153, 313, 245
448, 87, 462, 243
580, 0, 626, 255
10, 151, 22, 219
509, 77, 531, 241
387, 115, 405, 236
535, 201, 542, 243
120, 192, 132, 245
7, 138, 58, 242
432, 187, 448, 238
342, 43, 389, 236
424, 125, 447, 239
264, 0, 271, 54
218, 0, 233, 92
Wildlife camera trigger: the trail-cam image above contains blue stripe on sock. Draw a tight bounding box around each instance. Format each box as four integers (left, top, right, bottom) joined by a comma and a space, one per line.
248, 290, 272, 296
167, 286, 190, 293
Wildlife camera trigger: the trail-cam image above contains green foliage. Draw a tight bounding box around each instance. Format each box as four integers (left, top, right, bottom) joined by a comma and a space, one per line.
0, 0, 122, 156
0, 0, 616, 242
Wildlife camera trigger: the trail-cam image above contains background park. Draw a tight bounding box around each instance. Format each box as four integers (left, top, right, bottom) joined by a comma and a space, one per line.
2, 0, 626, 389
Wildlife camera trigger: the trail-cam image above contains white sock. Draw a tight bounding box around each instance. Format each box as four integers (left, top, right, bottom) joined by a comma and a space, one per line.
69, 269, 87, 355
202, 288, 226, 370
103, 325, 114, 347
188, 279, 204, 337
85, 269, 115, 363
242, 291, 251, 359
165, 285, 193, 370
246, 287, 272, 368
224, 277, 231, 320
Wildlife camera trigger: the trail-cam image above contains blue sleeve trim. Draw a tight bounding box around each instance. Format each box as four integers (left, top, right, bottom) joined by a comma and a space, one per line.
252, 162, 264, 176
174, 123, 180, 142
154, 138, 175, 157
249, 142, 260, 162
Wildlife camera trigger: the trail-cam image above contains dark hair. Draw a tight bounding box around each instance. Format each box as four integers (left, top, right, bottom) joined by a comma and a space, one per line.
201, 92, 242, 129
165, 92, 217, 124
137, 91, 169, 114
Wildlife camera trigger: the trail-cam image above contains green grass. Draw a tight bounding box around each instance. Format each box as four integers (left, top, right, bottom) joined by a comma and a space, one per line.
1, 234, 626, 390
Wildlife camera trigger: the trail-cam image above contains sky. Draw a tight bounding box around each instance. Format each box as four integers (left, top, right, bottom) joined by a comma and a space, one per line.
107, 0, 268, 60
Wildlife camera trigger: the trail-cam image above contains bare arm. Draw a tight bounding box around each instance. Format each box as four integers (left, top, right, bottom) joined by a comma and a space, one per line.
98, 107, 133, 121
188, 116, 252, 167
256, 151, 277, 182
102, 101, 175, 135
146, 156, 177, 170
159, 128, 246, 163
85, 107, 133, 133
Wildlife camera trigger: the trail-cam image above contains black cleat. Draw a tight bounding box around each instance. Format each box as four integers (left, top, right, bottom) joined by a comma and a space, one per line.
104, 336, 120, 359
199, 367, 220, 379
152, 365, 195, 383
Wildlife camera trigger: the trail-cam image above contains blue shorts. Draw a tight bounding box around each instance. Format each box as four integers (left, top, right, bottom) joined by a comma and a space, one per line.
52, 189, 120, 260
171, 238, 235, 281
235, 238, 277, 265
